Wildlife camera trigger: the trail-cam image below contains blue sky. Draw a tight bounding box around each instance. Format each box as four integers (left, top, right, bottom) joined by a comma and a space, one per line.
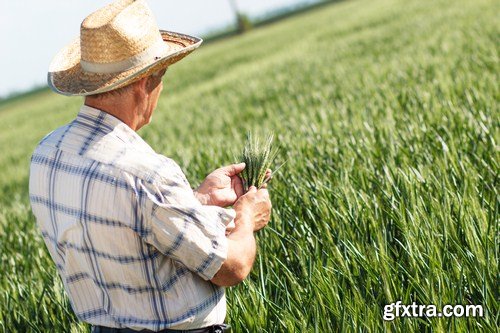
0, 0, 317, 98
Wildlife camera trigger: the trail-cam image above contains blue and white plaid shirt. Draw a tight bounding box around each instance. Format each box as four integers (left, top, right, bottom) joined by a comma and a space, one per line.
29, 105, 235, 330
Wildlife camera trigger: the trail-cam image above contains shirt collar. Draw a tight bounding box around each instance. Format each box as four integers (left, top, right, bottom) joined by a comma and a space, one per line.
77, 105, 155, 153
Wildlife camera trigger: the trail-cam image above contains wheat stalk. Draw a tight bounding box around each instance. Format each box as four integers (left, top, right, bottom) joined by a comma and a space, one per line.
240, 132, 280, 192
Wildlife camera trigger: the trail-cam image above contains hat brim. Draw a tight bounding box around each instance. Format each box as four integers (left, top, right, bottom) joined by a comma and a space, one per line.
48, 30, 202, 96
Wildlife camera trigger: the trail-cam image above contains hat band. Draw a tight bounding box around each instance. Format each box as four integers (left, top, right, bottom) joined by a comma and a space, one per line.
80, 39, 169, 74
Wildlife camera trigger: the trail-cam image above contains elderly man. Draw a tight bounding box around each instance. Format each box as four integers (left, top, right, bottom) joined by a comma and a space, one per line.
28, 1, 272, 332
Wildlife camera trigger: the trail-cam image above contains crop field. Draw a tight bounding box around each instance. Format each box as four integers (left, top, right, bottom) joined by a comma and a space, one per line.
0, 0, 498, 331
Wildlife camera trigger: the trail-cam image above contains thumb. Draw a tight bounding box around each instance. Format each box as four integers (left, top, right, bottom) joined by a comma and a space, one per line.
225, 162, 246, 176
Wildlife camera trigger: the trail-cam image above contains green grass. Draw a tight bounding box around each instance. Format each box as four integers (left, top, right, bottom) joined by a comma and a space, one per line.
0, 0, 498, 331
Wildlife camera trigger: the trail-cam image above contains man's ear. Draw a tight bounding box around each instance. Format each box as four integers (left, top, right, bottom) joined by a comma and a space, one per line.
133, 76, 150, 99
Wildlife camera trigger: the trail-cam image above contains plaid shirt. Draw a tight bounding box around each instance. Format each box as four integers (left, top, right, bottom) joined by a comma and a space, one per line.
29, 105, 234, 330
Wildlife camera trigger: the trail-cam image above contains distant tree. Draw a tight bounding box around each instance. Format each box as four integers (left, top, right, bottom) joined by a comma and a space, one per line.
228, 0, 252, 33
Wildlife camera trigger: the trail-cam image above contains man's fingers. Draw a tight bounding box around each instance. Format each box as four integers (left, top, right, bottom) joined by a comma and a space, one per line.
232, 176, 244, 198
224, 162, 246, 176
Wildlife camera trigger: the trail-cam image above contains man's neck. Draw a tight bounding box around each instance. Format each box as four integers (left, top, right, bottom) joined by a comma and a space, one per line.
84, 96, 142, 131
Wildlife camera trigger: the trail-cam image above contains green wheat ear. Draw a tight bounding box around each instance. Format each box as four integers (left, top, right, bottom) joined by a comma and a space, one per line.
239, 132, 281, 192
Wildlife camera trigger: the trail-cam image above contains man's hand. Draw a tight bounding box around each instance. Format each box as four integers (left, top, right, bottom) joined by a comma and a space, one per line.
233, 186, 272, 232
194, 163, 245, 207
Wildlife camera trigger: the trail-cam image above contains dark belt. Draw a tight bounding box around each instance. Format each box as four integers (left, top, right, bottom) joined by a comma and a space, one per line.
92, 324, 231, 333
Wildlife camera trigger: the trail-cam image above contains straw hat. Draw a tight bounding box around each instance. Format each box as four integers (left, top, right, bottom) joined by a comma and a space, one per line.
48, 0, 202, 96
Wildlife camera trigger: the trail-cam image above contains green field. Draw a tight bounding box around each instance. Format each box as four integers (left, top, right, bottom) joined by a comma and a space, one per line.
0, 0, 498, 331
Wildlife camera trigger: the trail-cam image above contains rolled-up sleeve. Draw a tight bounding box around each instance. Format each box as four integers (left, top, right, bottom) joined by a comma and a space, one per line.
140, 175, 235, 281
